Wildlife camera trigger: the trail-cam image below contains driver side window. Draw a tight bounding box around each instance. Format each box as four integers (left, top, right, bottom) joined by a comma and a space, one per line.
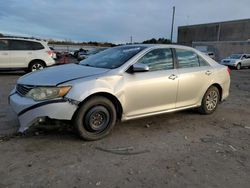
137, 48, 174, 71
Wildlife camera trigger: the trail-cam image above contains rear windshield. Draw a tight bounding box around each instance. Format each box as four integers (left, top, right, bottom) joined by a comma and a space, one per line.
80, 46, 146, 69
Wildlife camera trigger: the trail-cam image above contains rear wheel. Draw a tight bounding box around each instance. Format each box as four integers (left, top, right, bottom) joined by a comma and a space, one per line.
198, 86, 220, 115
74, 96, 117, 141
28, 61, 45, 72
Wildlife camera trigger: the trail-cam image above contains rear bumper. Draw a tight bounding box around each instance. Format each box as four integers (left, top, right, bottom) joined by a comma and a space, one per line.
221, 77, 230, 101
45, 58, 56, 67
9, 93, 78, 132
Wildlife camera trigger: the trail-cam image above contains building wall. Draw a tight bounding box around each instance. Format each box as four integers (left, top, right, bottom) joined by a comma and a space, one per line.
178, 19, 250, 46
192, 41, 250, 61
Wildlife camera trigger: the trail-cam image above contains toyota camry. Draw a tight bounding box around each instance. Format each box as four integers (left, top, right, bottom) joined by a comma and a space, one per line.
9, 44, 230, 140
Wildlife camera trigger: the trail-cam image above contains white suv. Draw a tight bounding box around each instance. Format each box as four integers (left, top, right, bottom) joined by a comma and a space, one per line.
0, 37, 56, 72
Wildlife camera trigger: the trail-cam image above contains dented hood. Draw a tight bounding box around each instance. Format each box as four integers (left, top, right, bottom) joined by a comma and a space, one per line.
18, 64, 109, 86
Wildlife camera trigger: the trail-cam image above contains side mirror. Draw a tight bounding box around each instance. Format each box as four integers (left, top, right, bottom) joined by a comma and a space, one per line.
131, 63, 149, 73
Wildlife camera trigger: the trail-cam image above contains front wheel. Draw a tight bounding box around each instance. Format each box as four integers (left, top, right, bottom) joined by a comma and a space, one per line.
74, 96, 117, 141
198, 86, 220, 115
236, 63, 241, 70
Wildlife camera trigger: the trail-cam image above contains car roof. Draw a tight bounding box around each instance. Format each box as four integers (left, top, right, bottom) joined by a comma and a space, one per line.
0, 37, 46, 43
116, 44, 195, 51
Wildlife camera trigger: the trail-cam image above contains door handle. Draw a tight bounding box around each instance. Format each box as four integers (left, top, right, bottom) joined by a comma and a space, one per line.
205, 70, 212, 76
169, 74, 178, 80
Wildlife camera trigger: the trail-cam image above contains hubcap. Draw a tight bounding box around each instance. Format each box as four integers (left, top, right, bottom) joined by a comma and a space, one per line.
32, 63, 44, 71
85, 106, 110, 132
206, 90, 218, 111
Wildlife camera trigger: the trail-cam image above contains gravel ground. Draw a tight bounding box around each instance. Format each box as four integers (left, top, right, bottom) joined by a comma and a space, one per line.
0, 67, 249, 188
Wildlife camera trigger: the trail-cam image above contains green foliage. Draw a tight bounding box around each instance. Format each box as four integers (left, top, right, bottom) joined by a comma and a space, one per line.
143, 38, 171, 44
48, 39, 116, 47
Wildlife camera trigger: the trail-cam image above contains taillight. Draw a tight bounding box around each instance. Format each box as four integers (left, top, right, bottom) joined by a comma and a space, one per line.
47, 50, 53, 56
227, 67, 231, 75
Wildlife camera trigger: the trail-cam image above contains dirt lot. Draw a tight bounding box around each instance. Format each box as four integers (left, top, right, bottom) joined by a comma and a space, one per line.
0, 68, 250, 188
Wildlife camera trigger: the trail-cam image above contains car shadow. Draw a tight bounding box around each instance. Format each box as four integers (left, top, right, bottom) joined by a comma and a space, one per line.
0, 71, 26, 76
5, 109, 200, 142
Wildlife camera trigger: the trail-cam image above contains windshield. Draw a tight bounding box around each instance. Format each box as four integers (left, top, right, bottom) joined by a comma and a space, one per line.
228, 54, 242, 59
80, 46, 146, 69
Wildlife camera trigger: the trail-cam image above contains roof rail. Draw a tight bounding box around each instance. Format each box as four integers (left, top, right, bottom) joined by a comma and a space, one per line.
0, 35, 45, 41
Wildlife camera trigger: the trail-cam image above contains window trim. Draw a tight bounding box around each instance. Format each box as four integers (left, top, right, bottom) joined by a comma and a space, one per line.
198, 55, 211, 67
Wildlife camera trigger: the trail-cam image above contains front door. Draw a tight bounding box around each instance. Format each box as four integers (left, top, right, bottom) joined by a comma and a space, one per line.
123, 48, 178, 118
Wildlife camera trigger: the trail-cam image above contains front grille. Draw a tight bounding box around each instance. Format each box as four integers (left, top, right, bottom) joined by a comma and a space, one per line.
16, 84, 34, 96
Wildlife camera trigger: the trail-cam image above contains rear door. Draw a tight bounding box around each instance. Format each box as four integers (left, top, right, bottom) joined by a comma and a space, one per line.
175, 48, 213, 108
9, 40, 33, 68
0, 39, 10, 68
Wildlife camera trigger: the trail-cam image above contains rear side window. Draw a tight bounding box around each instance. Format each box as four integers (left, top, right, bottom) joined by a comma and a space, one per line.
176, 49, 210, 68
137, 48, 174, 71
0, 40, 8, 50
31, 42, 44, 50
198, 56, 210, 66
176, 49, 200, 68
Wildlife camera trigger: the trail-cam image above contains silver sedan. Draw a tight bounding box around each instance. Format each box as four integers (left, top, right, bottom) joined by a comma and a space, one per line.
221, 54, 250, 70
9, 44, 230, 140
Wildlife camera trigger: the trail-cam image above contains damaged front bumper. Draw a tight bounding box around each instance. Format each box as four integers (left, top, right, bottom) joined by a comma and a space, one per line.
9, 91, 78, 132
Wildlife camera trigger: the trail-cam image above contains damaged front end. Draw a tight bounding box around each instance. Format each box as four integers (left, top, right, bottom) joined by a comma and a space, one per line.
9, 88, 79, 132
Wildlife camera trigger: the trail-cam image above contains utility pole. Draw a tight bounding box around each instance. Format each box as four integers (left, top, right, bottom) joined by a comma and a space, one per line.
170, 6, 175, 43
217, 24, 221, 41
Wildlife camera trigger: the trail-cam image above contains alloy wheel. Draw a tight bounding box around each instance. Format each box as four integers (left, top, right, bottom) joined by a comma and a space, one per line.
31, 63, 44, 71
206, 90, 218, 111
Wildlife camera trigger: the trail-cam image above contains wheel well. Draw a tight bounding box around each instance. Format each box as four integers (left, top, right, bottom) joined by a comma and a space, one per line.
76, 92, 123, 120
28, 59, 46, 68
211, 83, 223, 101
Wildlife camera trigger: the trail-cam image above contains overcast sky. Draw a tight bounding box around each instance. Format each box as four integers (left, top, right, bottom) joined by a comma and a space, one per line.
0, 0, 250, 43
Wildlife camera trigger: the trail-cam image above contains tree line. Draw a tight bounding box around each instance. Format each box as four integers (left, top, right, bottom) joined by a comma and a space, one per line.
0, 33, 172, 45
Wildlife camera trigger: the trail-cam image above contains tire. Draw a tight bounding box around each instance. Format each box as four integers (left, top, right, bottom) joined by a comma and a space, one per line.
198, 86, 220, 115
28, 61, 45, 72
74, 96, 117, 141
236, 63, 241, 70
